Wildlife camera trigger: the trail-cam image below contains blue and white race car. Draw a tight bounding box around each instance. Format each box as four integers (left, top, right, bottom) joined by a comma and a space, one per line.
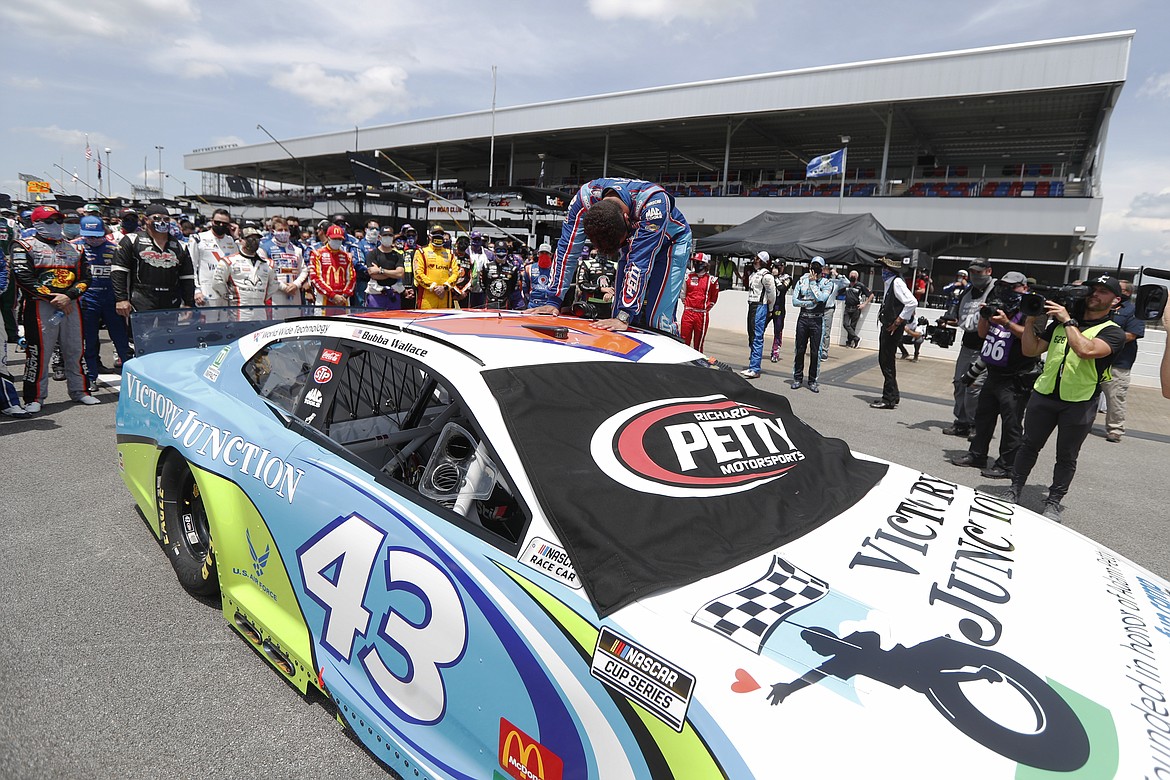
116, 308, 1170, 779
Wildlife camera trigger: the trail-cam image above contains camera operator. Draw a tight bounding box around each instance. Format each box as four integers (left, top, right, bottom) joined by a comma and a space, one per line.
948, 272, 1036, 479
943, 258, 996, 437
1100, 279, 1144, 443
1005, 275, 1127, 522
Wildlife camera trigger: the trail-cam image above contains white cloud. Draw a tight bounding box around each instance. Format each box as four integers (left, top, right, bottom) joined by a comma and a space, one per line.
587, 0, 756, 23
0, 0, 197, 39
269, 64, 412, 124
1127, 191, 1170, 219
16, 125, 119, 150
1138, 72, 1170, 100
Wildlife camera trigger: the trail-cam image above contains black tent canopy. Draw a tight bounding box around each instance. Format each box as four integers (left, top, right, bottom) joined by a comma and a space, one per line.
696, 211, 912, 265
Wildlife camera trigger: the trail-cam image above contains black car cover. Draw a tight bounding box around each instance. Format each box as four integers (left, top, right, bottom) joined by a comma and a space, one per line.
484, 362, 888, 616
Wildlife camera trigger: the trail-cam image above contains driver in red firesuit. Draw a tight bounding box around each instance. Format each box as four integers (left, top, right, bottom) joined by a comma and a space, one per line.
680, 252, 720, 352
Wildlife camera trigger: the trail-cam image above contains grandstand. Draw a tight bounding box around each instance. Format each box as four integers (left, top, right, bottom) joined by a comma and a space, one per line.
184, 31, 1133, 282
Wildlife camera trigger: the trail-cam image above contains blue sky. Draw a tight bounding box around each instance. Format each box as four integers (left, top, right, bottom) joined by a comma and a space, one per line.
1, 0, 1167, 268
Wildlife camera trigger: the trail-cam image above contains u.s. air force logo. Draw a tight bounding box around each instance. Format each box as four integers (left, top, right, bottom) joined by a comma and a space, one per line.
590, 394, 805, 497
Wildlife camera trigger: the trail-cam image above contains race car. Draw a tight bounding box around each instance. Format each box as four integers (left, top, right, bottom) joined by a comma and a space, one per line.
116, 308, 1170, 779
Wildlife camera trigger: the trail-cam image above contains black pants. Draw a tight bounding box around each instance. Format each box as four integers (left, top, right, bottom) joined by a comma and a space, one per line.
877, 323, 900, 404
843, 307, 861, 344
793, 312, 823, 382
969, 372, 1027, 467
1011, 391, 1096, 502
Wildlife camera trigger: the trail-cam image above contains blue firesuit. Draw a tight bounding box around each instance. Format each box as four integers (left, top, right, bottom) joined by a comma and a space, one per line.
530, 178, 692, 333
77, 237, 132, 381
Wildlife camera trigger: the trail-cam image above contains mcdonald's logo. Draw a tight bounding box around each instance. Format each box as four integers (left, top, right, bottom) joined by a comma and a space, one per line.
499, 717, 563, 780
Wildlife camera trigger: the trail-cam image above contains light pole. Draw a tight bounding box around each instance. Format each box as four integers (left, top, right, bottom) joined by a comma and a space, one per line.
104, 148, 112, 198
837, 135, 851, 214
155, 145, 164, 198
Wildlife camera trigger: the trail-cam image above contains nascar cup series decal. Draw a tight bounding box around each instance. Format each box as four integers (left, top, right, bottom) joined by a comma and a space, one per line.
590, 627, 695, 732
590, 394, 805, 497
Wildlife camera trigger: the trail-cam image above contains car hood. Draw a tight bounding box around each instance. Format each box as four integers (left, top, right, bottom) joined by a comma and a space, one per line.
578, 461, 1170, 777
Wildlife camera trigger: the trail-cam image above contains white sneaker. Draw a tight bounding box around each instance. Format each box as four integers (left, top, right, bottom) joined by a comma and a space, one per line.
738, 369, 760, 379
74, 395, 101, 405
24, 401, 41, 413
1, 405, 30, 418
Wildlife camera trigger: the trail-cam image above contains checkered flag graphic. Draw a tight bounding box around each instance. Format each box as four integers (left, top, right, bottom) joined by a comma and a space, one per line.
692, 556, 829, 654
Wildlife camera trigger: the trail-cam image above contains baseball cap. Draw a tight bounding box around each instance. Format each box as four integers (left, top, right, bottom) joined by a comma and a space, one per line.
756, 250, 771, 263
379, 226, 395, 236
469, 230, 483, 242
79, 215, 105, 237
331, 214, 347, 224
30, 205, 61, 222
968, 258, 992, 271
537, 242, 553, 254
1089, 274, 1123, 297
119, 207, 138, 217
241, 226, 263, 238
956, 269, 969, 278
809, 255, 825, 268
325, 225, 345, 240
82, 203, 102, 214
999, 271, 1028, 286
144, 203, 169, 217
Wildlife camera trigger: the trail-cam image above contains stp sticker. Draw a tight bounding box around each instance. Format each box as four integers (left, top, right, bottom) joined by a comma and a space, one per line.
313, 366, 333, 384
320, 348, 342, 364
498, 717, 563, 780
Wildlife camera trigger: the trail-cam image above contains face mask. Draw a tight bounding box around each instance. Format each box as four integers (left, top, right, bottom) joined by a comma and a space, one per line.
380, 237, 394, 248
328, 239, 343, 251
405, 236, 416, 248
86, 236, 106, 247
971, 273, 992, 290
63, 223, 81, 239
243, 237, 261, 254
35, 222, 64, 240
431, 235, 444, 246
211, 222, 230, 237
273, 230, 290, 244
121, 218, 138, 233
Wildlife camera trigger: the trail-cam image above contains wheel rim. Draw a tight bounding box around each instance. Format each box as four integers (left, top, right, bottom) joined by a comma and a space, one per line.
177, 472, 211, 560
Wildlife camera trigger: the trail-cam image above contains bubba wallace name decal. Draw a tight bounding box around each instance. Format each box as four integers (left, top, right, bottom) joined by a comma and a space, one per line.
590, 394, 805, 497
124, 373, 304, 503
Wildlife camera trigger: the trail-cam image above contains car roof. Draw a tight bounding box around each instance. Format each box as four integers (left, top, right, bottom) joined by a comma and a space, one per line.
336, 310, 700, 369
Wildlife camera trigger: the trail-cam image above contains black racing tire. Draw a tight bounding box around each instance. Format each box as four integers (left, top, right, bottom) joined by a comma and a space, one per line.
159, 455, 219, 597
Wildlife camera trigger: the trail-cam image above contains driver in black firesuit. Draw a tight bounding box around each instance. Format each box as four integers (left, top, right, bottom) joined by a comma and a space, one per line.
483, 240, 518, 309
572, 245, 617, 319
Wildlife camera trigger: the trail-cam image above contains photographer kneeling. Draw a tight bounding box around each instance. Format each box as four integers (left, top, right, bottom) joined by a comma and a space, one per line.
1003, 276, 1127, 522
948, 272, 1037, 479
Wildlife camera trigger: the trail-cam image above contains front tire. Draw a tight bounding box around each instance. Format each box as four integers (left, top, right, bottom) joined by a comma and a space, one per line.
159, 456, 219, 597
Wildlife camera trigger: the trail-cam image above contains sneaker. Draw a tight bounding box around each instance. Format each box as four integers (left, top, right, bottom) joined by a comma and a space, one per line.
1001, 484, 1023, 504
1105, 432, 1121, 443
1, 405, 30, 418
74, 395, 101, 405
23, 401, 41, 414
769, 353, 779, 363
739, 369, 760, 379
790, 379, 803, 390
942, 425, 971, 437
869, 400, 896, 409
1042, 501, 1065, 523
949, 452, 987, 468
807, 382, 820, 393
910, 356, 919, 362
980, 463, 1012, 479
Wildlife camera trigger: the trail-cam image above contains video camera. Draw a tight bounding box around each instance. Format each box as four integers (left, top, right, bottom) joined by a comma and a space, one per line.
570, 300, 604, 320
1135, 268, 1169, 321
924, 320, 957, 348
1018, 284, 1090, 318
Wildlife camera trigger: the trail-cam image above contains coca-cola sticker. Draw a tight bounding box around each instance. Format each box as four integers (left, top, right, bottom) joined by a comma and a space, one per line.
590, 395, 805, 497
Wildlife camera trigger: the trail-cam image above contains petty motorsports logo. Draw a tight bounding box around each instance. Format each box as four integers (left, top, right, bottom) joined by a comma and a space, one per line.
590, 394, 805, 497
